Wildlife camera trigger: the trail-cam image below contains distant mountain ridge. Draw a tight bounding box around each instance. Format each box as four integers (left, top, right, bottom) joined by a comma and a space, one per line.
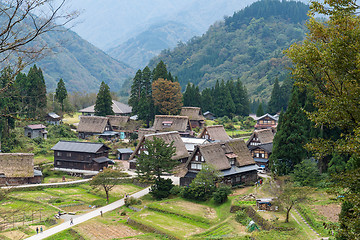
148, 0, 309, 100
31, 28, 135, 93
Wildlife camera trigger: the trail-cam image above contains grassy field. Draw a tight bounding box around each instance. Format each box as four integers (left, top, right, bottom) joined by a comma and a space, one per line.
62, 112, 81, 125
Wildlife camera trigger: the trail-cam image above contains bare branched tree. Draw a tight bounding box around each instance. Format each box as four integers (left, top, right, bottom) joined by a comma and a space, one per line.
0, 0, 78, 93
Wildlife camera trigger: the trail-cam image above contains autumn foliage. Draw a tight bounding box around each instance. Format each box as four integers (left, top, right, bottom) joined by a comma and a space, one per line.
152, 78, 183, 115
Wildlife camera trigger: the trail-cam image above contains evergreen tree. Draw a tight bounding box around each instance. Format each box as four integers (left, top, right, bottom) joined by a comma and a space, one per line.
152, 61, 168, 82
201, 88, 214, 113
138, 66, 155, 126
95, 81, 114, 116
26, 64, 47, 118
55, 78, 67, 112
269, 87, 307, 175
268, 78, 282, 115
128, 69, 142, 114
183, 83, 201, 107
183, 82, 193, 107
256, 103, 264, 117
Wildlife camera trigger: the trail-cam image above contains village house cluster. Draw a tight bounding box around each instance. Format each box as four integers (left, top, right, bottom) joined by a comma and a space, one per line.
1, 101, 277, 188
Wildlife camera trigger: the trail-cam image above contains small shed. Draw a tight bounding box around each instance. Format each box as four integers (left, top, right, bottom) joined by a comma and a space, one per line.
256, 198, 277, 211
24, 124, 47, 139
203, 111, 215, 120
117, 148, 134, 160
45, 112, 61, 125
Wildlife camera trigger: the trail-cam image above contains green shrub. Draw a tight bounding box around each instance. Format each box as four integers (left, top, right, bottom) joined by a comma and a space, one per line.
213, 186, 232, 204
48, 125, 77, 139
125, 197, 142, 207
170, 185, 182, 196
182, 184, 215, 201
235, 210, 251, 226
150, 178, 174, 200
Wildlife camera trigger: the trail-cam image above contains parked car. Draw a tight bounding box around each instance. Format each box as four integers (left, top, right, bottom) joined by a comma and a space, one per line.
257, 167, 266, 174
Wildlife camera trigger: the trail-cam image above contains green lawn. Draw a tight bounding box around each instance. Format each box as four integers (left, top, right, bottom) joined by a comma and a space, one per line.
62, 112, 81, 125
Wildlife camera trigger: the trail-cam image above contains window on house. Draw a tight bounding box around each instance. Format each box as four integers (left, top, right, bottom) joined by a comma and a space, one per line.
57, 161, 61, 165
191, 163, 202, 170
67, 153, 72, 157
57, 152, 62, 156
162, 121, 173, 127
261, 153, 265, 158
229, 158, 235, 165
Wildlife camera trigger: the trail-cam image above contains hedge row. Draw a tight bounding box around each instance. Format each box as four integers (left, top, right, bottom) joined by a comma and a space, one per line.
230, 205, 273, 230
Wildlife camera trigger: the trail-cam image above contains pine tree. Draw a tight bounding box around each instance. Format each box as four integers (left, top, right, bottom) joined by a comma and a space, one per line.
269, 87, 308, 175
95, 81, 114, 116
201, 88, 214, 113
55, 78, 67, 113
268, 78, 282, 115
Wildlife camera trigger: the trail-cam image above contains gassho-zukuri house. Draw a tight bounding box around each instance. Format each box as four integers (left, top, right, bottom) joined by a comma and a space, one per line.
179, 138, 258, 187
129, 131, 189, 169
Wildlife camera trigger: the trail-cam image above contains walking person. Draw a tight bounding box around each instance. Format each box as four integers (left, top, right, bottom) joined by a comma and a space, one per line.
100, 210, 103, 217
70, 217, 73, 225
36, 227, 39, 234
40, 226, 43, 233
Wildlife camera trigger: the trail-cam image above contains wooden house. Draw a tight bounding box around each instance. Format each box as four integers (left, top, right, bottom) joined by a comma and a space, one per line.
254, 113, 278, 130
79, 100, 132, 116
246, 129, 275, 170
0, 153, 42, 186
197, 125, 230, 141
45, 112, 61, 125
180, 107, 205, 129
51, 141, 111, 172
24, 124, 47, 139
129, 131, 189, 169
180, 139, 258, 187
203, 111, 215, 120
152, 115, 193, 137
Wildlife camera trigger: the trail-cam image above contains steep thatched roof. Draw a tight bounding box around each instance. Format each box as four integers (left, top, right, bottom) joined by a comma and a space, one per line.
0, 153, 34, 177
77, 116, 109, 133
153, 115, 192, 132
107, 115, 129, 129
182, 138, 255, 175
137, 128, 156, 140
197, 125, 230, 141
226, 139, 255, 167
246, 129, 274, 145
130, 131, 189, 160
180, 107, 205, 121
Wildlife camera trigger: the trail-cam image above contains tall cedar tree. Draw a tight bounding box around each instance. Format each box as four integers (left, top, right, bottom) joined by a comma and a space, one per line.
0, 67, 19, 139
256, 103, 264, 117
55, 78, 67, 112
152, 78, 183, 115
201, 88, 214, 113
128, 69, 142, 114
26, 65, 47, 118
138, 66, 155, 126
95, 81, 114, 116
136, 137, 177, 181
152, 61, 169, 82
269, 87, 307, 175
268, 78, 282, 115
183, 83, 201, 107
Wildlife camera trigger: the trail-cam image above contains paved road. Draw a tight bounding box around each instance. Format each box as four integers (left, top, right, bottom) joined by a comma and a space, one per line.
24, 187, 150, 240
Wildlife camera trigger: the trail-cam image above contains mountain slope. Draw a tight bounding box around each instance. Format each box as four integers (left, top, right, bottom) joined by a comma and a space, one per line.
33, 29, 134, 93
148, 0, 309, 100
107, 21, 198, 69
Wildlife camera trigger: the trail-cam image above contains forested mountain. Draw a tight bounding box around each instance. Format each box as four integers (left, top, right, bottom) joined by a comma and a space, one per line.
28, 28, 134, 93
149, 0, 309, 100
108, 21, 197, 69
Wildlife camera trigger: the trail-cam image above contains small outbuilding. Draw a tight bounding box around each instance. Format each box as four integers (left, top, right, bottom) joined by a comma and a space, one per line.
24, 124, 47, 139
117, 148, 134, 160
203, 111, 215, 120
45, 112, 62, 125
